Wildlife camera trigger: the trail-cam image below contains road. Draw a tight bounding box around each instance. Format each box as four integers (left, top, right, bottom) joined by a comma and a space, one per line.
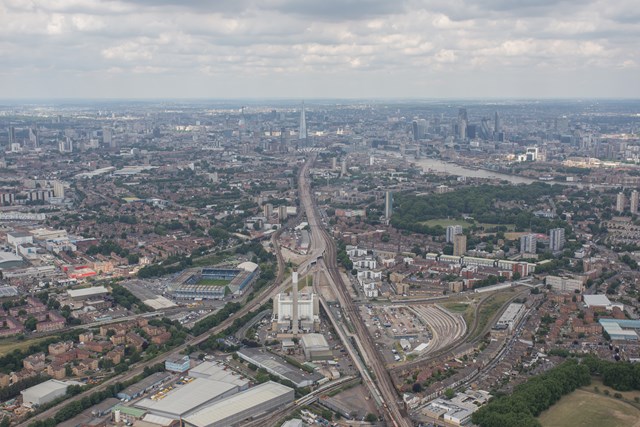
298, 154, 411, 427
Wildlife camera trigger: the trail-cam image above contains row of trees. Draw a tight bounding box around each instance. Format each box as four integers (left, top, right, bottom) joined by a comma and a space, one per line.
472, 360, 591, 427
582, 356, 640, 391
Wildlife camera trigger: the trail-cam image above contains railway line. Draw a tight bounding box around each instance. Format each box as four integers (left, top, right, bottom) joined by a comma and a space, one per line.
298, 153, 412, 427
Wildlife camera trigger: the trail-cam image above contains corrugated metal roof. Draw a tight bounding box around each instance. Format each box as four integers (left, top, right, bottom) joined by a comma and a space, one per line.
184, 382, 293, 426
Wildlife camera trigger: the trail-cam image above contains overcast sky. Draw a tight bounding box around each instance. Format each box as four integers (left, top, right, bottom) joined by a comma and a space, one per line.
1, 0, 638, 99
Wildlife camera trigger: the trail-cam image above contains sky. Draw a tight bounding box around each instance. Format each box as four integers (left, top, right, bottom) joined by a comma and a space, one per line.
0, 0, 638, 99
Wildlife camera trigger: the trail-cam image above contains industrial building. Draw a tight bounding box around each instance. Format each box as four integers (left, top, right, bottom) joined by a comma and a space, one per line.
493, 303, 525, 332
21, 379, 73, 407
583, 294, 623, 311
237, 348, 325, 388
135, 362, 250, 419
169, 263, 258, 300
67, 286, 109, 300
188, 361, 250, 390
599, 319, 640, 341
183, 381, 294, 427
300, 334, 332, 361
135, 378, 240, 419
117, 372, 172, 401
165, 355, 190, 373
272, 272, 319, 333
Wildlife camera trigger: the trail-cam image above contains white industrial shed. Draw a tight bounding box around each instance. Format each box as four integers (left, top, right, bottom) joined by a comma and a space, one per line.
21, 379, 70, 407
183, 381, 294, 427
134, 378, 240, 419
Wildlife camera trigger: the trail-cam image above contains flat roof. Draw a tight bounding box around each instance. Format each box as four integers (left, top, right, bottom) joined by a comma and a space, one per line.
497, 303, 524, 324
67, 286, 109, 298
135, 378, 238, 417
189, 362, 249, 387
22, 379, 68, 398
184, 382, 293, 427
113, 405, 146, 417
238, 348, 324, 387
584, 294, 611, 307
300, 333, 329, 349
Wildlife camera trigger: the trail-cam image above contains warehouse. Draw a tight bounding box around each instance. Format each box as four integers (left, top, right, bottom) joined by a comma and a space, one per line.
493, 303, 525, 332
189, 361, 250, 390
67, 286, 109, 300
300, 334, 332, 361
237, 348, 324, 388
21, 379, 71, 407
599, 319, 640, 341
117, 372, 172, 401
183, 381, 294, 427
135, 378, 240, 419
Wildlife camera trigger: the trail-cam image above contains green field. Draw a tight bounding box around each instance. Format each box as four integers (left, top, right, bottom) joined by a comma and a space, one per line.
538, 389, 640, 427
196, 278, 231, 286
0, 337, 49, 356
442, 302, 470, 313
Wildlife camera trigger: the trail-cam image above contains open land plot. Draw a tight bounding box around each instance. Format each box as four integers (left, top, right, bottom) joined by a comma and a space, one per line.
0, 336, 50, 356
538, 389, 640, 427
330, 384, 378, 419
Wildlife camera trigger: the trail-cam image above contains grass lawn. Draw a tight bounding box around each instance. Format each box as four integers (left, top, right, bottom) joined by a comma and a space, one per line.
196, 278, 231, 286
0, 336, 49, 356
538, 389, 640, 427
442, 302, 470, 313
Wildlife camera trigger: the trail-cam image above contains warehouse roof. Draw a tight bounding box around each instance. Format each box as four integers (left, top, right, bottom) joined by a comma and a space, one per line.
300, 333, 329, 349
583, 294, 611, 307
112, 405, 146, 418
183, 382, 293, 427
189, 362, 249, 387
135, 378, 238, 417
21, 379, 68, 399
67, 286, 108, 298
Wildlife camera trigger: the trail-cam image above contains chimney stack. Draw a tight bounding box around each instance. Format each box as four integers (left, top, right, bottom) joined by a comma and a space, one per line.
292, 271, 299, 335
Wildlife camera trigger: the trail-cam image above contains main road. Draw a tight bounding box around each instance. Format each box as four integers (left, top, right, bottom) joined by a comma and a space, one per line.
298, 154, 411, 427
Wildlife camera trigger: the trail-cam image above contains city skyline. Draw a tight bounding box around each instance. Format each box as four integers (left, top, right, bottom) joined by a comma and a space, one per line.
0, 0, 638, 99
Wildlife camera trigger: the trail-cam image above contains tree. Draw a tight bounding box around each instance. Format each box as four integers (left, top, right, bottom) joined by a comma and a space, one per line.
365, 413, 378, 422
24, 316, 37, 331
444, 388, 456, 399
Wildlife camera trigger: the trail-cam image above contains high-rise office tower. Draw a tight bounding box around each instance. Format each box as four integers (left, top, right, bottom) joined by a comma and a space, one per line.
616, 192, 626, 213
453, 234, 467, 256
412, 119, 427, 141
458, 108, 468, 122
384, 191, 393, 219
8, 127, 15, 146
458, 119, 467, 140
446, 225, 463, 243
29, 127, 38, 149
291, 271, 299, 335
520, 234, 537, 254
494, 111, 501, 134
549, 228, 565, 252
631, 190, 639, 215
299, 102, 307, 140
341, 158, 347, 176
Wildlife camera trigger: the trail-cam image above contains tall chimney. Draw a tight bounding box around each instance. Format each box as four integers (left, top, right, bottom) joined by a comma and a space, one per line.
292, 271, 299, 335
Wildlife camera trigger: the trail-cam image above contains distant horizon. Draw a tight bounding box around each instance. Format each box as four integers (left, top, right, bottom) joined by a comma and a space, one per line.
1, 1, 638, 99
